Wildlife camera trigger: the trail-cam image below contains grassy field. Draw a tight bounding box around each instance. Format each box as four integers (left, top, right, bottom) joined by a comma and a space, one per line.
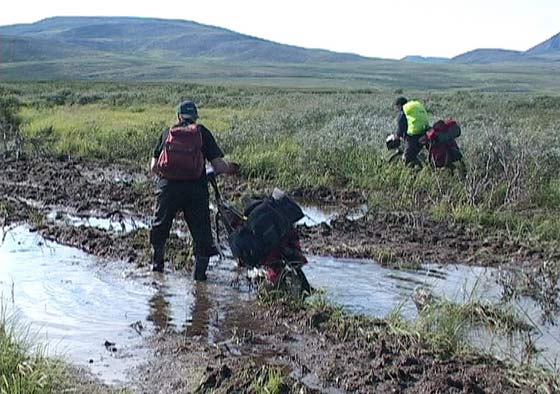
2, 81, 560, 242
2, 57, 560, 92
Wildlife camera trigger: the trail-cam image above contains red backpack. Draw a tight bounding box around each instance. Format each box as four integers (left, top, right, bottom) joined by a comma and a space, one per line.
425, 119, 462, 168
156, 124, 204, 180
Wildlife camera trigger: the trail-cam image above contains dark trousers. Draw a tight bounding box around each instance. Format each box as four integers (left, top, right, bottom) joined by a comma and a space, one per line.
149, 182, 217, 257
403, 134, 424, 167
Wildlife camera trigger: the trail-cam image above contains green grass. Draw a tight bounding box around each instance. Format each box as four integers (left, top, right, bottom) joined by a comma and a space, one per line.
410, 299, 532, 356
3, 81, 560, 244
250, 366, 285, 394
20, 104, 169, 158
0, 308, 64, 394
0, 305, 124, 394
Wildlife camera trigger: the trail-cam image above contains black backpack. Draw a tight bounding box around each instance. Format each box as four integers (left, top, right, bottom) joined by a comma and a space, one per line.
229, 195, 304, 267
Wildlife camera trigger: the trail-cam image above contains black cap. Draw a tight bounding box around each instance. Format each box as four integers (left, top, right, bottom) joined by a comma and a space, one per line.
177, 100, 198, 120
394, 96, 408, 107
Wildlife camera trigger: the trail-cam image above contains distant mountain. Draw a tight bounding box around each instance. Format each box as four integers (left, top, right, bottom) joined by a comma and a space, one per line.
451, 48, 560, 64
401, 56, 449, 63
450, 32, 560, 64
0, 16, 366, 64
526, 32, 560, 55
451, 49, 525, 64
399, 31, 560, 64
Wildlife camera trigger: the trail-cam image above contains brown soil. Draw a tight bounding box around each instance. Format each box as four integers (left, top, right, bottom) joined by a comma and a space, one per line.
1, 155, 557, 393
130, 297, 547, 394
299, 212, 558, 268
2, 155, 556, 268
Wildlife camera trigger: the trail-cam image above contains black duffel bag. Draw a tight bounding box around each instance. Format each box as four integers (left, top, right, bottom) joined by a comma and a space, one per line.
229, 194, 304, 267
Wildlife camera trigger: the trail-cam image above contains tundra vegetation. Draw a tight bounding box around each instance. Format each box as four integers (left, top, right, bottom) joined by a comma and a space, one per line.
1, 81, 559, 392
2, 81, 559, 242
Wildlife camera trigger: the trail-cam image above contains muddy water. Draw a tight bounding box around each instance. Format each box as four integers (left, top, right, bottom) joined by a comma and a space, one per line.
0, 226, 156, 383
47, 211, 149, 233
297, 203, 368, 226
1, 226, 559, 386
0, 226, 249, 384
305, 257, 560, 370
305, 257, 502, 318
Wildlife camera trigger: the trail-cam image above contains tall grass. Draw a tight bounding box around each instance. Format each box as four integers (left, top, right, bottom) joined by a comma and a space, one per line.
3, 81, 560, 240
0, 95, 23, 155
250, 366, 285, 394
0, 307, 63, 394
0, 305, 121, 394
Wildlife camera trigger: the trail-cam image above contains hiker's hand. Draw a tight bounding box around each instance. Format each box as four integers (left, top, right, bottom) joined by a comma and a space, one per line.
210, 158, 239, 175
149, 157, 161, 177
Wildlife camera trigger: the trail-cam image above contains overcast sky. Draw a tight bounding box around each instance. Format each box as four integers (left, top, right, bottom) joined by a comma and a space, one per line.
1, 0, 558, 59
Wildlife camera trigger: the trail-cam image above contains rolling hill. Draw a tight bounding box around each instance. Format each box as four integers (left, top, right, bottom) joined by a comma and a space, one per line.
1, 16, 560, 91
450, 32, 560, 64
526, 32, 560, 55
451, 48, 560, 64
0, 16, 366, 64
451, 49, 526, 64
401, 56, 450, 64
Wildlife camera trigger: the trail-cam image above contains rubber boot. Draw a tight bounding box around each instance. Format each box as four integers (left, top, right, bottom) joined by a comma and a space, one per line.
193, 256, 210, 281
152, 245, 165, 273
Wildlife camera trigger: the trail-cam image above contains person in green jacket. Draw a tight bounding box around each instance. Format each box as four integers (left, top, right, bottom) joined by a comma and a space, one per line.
393, 96, 431, 167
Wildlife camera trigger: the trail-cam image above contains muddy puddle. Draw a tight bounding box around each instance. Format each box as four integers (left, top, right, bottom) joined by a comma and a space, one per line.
47, 211, 149, 233
305, 257, 560, 371
1, 225, 559, 387
78, 163, 149, 185
0, 226, 160, 384
297, 203, 368, 226
0, 226, 250, 384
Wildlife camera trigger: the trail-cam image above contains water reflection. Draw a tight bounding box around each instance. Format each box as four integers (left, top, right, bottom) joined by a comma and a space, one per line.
147, 288, 173, 332
185, 282, 211, 338
297, 203, 368, 226
0, 226, 152, 384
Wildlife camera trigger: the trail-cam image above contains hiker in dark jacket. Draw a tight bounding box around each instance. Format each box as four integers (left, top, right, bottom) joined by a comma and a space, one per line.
149, 100, 238, 280
394, 96, 430, 167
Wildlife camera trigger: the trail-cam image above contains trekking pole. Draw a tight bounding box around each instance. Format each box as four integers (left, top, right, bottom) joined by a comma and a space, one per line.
206, 168, 221, 203
206, 167, 225, 259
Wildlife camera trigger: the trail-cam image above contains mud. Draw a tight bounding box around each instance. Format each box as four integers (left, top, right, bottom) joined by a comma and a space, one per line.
1, 155, 556, 269
131, 299, 551, 394
0, 155, 154, 215
1, 155, 558, 393
299, 212, 559, 268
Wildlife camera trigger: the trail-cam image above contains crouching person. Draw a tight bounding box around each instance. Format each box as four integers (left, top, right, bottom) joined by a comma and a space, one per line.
149, 100, 238, 280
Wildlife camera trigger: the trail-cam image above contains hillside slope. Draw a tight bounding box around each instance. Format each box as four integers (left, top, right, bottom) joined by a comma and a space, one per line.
0, 16, 366, 64
526, 32, 560, 55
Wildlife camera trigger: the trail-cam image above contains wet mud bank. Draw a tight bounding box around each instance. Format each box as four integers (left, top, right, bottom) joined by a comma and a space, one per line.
299, 212, 559, 268
2, 155, 559, 393
133, 299, 557, 394
1, 155, 556, 268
